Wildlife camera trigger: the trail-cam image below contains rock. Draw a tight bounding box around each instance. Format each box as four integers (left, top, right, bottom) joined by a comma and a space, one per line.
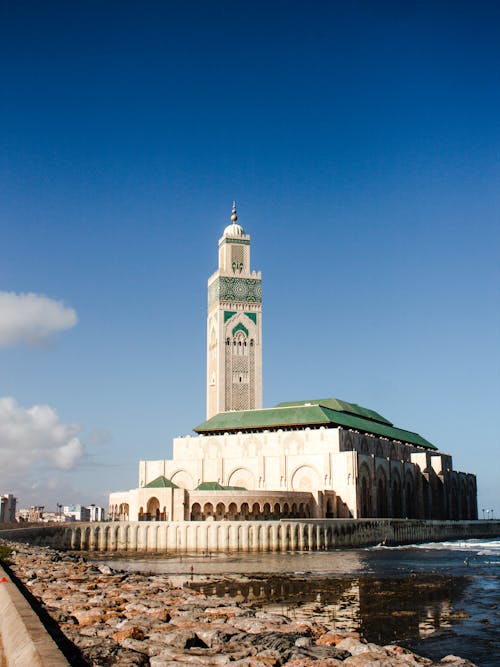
288, 645, 350, 662
317, 631, 361, 646
72, 607, 106, 626
231, 618, 285, 634
294, 637, 312, 648
145, 607, 172, 622
113, 625, 146, 642
73, 636, 149, 666
157, 628, 209, 649
384, 645, 432, 664
203, 605, 250, 619
46, 607, 77, 624
343, 651, 429, 666
196, 627, 241, 648
150, 650, 231, 666
283, 660, 344, 666
438, 657, 477, 667
255, 611, 291, 625
334, 637, 383, 656
238, 631, 349, 664
343, 652, 397, 666
79, 625, 114, 638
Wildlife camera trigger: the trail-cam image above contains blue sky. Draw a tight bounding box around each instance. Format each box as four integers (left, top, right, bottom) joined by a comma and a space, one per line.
1, 1, 499, 514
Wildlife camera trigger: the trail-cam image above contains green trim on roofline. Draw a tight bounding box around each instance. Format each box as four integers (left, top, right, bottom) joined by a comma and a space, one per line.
193, 401, 437, 451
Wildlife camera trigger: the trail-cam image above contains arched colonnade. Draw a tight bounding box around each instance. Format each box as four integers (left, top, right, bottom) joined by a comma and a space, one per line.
190, 500, 311, 521
52, 518, 486, 553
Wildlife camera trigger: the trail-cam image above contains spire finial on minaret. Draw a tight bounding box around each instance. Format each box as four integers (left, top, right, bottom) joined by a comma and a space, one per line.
231, 201, 238, 223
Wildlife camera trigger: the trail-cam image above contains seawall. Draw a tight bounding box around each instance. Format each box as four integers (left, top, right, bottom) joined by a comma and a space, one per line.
0, 563, 69, 666
2, 518, 500, 553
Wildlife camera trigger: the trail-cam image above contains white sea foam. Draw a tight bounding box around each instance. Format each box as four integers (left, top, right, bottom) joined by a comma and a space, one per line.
369, 538, 500, 554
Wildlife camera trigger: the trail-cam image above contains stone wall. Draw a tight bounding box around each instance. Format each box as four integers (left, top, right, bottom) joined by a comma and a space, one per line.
0, 562, 69, 665
2, 519, 499, 553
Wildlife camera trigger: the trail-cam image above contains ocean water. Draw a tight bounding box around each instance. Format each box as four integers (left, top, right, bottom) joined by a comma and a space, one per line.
99, 538, 500, 666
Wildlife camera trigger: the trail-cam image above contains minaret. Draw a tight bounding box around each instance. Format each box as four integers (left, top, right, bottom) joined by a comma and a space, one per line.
206, 203, 262, 418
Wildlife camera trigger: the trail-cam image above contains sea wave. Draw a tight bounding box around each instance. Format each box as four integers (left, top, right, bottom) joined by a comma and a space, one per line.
369, 538, 500, 554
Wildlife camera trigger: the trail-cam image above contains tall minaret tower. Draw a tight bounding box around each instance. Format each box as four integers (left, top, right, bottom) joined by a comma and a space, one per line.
206, 203, 262, 419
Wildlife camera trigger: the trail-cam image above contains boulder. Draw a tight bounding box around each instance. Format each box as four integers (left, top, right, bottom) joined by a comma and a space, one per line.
72, 607, 106, 626
112, 625, 146, 642
317, 631, 361, 646
438, 658, 477, 667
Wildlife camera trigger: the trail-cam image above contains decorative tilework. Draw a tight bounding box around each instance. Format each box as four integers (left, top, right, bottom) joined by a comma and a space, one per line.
224, 311, 237, 323
220, 237, 250, 246
232, 323, 249, 337
209, 277, 262, 307
245, 312, 257, 324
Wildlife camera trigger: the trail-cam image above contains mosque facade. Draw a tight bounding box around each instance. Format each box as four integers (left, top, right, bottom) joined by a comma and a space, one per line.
109, 207, 477, 523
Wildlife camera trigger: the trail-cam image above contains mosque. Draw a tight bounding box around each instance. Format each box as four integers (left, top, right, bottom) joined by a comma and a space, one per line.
109, 205, 477, 524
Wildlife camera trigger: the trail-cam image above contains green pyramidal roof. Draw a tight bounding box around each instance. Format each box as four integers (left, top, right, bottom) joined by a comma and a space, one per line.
276, 398, 392, 426
144, 475, 179, 489
194, 398, 437, 451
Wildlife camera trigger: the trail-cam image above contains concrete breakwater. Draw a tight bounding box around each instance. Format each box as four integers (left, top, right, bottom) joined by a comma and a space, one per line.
0, 562, 69, 666
2, 518, 500, 553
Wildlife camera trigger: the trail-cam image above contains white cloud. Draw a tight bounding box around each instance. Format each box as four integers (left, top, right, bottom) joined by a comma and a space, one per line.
0, 291, 77, 346
0, 397, 84, 482
56, 438, 84, 469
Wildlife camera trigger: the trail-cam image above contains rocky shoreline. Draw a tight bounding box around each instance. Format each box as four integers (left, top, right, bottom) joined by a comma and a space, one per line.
1, 540, 476, 667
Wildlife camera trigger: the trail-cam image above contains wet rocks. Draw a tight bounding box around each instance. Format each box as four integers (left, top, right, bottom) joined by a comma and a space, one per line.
1, 540, 478, 667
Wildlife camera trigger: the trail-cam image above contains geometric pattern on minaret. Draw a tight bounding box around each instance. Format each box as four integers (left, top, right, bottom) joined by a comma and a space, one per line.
206, 203, 262, 419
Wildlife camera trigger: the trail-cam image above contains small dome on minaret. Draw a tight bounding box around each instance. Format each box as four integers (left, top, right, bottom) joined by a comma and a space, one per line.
223, 202, 245, 237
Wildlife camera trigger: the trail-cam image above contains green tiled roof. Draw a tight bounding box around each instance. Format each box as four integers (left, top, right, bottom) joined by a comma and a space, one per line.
195, 482, 225, 491
194, 399, 437, 451
195, 482, 248, 491
144, 475, 179, 489
276, 398, 393, 426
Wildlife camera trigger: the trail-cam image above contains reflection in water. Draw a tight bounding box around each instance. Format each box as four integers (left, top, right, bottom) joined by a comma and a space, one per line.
99, 548, 373, 577
188, 573, 469, 647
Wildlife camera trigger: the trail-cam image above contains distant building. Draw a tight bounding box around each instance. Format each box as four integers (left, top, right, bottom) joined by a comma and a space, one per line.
87, 505, 106, 521
109, 206, 477, 523
0, 494, 17, 523
16, 508, 29, 522
60, 504, 105, 522
63, 504, 91, 522
16, 506, 45, 522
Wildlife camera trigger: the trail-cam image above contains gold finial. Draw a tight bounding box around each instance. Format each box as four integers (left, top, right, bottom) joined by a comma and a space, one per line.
231, 201, 238, 223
